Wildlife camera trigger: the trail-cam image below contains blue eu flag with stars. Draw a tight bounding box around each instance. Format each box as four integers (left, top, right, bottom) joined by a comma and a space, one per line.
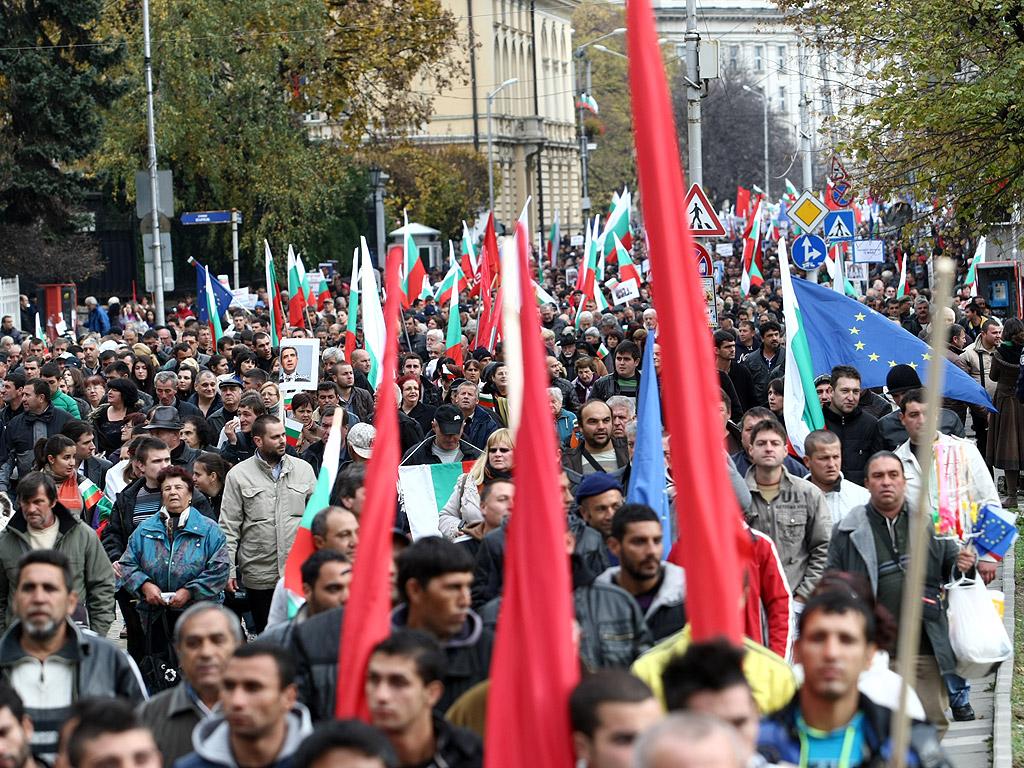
789, 276, 995, 411
973, 504, 1018, 560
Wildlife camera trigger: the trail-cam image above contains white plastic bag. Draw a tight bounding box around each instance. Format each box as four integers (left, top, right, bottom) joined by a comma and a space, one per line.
946, 577, 1011, 678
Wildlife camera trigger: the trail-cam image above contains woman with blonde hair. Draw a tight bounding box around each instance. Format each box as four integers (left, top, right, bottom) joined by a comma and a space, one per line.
438, 427, 514, 540
260, 381, 282, 419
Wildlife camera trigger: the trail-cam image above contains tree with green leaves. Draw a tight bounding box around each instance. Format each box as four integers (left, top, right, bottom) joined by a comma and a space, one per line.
778, 0, 1024, 229
0, 0, 125, 281
93, 0, 463, 275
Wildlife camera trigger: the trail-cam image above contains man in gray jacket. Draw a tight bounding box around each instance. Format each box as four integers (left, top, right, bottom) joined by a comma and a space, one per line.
220, 415, 316, 633
743, 420, 831, 605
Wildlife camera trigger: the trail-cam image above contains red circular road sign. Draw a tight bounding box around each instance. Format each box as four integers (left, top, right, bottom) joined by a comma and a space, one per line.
831, 180, 855, 208
695, 244, 712, 276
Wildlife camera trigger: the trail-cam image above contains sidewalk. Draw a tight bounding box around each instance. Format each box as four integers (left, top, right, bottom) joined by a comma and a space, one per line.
941, 544, 1014, 768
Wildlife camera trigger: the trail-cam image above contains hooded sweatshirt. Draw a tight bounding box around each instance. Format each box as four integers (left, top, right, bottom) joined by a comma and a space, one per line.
173, 703, 313, 768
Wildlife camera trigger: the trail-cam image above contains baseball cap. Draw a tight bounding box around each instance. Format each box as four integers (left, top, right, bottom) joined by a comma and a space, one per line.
348, 423, 376, 459
433, 404, 465, 435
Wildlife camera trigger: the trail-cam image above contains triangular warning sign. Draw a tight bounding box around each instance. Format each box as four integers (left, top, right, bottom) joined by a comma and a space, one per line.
684, 184, 726, 237
826, 214, 852, 242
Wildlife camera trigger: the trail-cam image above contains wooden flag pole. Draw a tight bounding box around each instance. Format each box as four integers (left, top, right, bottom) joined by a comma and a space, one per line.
891, 256, 955, 768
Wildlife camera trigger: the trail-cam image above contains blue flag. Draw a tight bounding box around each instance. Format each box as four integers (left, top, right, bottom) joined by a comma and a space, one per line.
628, 332, 673, 555
777, 201, 790, 228
972, 504, 1018, 560
189, 258, 235, 323
790, 276, 995, 411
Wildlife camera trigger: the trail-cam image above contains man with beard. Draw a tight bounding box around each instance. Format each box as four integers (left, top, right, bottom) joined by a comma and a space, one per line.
561, 400, 630, 498
0, 550, 144, 764
596, 504, 686, 642
740, 321, 785, 406
0, 686, 40, 768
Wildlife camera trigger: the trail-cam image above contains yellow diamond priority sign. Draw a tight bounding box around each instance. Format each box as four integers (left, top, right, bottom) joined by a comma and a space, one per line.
789, 191, 829, 233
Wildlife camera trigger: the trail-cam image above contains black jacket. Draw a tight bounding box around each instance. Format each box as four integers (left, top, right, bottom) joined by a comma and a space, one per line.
101, 477, 216, 562
81, 455, 113, 490
758, 693, 949, 768
471, 515, 609, 608
549, 376, 581, 415
426, 715, 483, 768
0, 405, 74, 493
206, 406, 237, 442
589, 371, 641, 402
561, 438, 631, 498
821, 406, 884, 485
740, 348, 785, 406
291, 605, 493, 721
170, 441, 202, 473
149, 397, 204, 422
400, 436, 482, 466
399, 412, 426, 456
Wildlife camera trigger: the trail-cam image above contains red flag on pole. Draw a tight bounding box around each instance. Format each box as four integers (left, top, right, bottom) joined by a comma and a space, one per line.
483, 219, 578, 768
736, 186, 751, 218
483, 212, 501, 289
627, 0, 746, 643
334, 248, 401, 719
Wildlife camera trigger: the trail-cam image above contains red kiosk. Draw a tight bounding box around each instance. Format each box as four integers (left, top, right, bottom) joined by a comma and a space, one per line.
37, 284, 77, 341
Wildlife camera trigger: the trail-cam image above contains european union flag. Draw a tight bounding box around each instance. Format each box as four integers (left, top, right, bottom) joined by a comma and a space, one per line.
189, 257, 236, 324
973, 504, 1018, 560
789, 276, 995, 411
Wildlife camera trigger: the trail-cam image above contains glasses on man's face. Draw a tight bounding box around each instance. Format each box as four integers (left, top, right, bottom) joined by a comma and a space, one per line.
488, 447, 511, 454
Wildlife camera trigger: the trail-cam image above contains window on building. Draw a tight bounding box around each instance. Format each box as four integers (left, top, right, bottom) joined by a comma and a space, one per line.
729, 45, 739, 71
777, 46, 786, 70
754, 46, 763, 72
778, 85, 786, 112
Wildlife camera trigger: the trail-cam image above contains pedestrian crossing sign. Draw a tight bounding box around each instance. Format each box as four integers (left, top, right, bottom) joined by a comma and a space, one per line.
684, 184, 726, 237
789, 191, 829, 233
824, 211, 856, 243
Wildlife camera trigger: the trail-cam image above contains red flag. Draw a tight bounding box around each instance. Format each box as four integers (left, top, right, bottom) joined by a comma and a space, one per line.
484, 218, 578, 768
627, 0, 745, 643
736, 186, 751, 218
335, 249, 401, 719
317, 284, 332, 311
473, 239, 495, 349
483, 212, 501, 289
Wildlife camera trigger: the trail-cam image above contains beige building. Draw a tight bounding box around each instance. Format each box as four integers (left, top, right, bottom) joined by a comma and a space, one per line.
419, 0, 582, 240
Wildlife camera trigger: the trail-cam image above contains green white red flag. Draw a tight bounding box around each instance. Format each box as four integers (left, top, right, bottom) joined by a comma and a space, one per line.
546, 208, 560, 272
965, 237, 986, 297
612, 233, 641, 285
897, 253, 908, 298
778, 237, 825, 456
287, 245, 308, 327
741, 200, 765, 294
203, 267, 224, 345
345, 248, 360, 363
401, 211, 431, 309
601, 187, 632, 255
460, 221, 477, 286
360, 237, 386, 389
264, 241, 284, 346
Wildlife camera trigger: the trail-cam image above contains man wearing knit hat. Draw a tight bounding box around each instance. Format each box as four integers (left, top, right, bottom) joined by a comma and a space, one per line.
876, 364, 965, 450
576, 473, 624, 544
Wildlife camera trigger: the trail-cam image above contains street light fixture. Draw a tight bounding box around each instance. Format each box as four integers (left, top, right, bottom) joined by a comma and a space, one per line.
742, 85, 770, 200
487, 77, 519, 216
367, 167, 389, 268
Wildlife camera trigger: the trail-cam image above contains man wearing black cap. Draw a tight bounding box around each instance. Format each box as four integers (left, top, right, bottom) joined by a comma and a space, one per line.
400, 405, 483, 466
145, 405, 202, 472
558, 331, 584, 375
207, 374, 243, 440
876, 365, 965, 450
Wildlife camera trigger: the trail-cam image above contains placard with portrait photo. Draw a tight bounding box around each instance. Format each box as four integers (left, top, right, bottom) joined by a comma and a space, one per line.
279, 338, 320, 391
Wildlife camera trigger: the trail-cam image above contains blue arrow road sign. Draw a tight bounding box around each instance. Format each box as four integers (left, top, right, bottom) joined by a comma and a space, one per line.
792, 234, 828, 270
182, 211, 233, 225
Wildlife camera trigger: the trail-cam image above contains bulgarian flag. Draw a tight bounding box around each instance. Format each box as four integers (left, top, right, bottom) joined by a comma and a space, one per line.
435, 242, 466, 308
34, 313, 48, 352
264, 241, 285, 346
533, 279, 558, 308
778, 237, 825, 456
546, 208, 560, 271
287, 245, 308, 327
601, 187, 632, 255
784, 178, 800, 205
612, 233, 641, 286
966, 237, 986, 296
897, 253, 908, 298
401, 211, 431, 309
575, 93, 598, 114
741, 200, 765, 294
80, 478, 114, 532
460, 221, 478, 288
296, 250, 313, 305
445, 273, 463, 366
398, 461, 475, 540
345, 248, 360, 363
284, 418, 302, 448
283, 407, 344, 617
360, 236, 387, 388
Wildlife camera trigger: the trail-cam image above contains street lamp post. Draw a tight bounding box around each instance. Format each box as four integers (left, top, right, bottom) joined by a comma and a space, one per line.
487, 78, 519, 217
368, 167, 389, 269
575, 28, 625, 227
743, 85, 770, 200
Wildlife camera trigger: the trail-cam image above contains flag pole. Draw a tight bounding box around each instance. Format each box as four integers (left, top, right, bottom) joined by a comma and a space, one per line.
890, 256, 955, 768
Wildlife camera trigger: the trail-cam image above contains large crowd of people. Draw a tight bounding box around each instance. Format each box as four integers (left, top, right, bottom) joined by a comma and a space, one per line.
0, 218, 1013, 768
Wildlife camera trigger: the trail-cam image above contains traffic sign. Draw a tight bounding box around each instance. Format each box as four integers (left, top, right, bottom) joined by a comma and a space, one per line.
684, 184, 726, 237
824, 211, 856, 243
792, 235, 828, 270
828, 155, 849, 182
830, 179, 855, 208
789, 191, 829, 233
182, 211, 234, 225
695, 243, 712, 276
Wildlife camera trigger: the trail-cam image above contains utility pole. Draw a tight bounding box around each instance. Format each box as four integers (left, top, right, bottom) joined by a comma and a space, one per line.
684, 0, 702, 187
142, 0, 165, 321
798, 43, 813, 192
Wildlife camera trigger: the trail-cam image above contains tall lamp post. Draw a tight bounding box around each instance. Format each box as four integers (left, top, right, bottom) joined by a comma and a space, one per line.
367, 167, 389, 269
487, 78, 519, 217
575, 28, 625, 225
742, 85, 770, 200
